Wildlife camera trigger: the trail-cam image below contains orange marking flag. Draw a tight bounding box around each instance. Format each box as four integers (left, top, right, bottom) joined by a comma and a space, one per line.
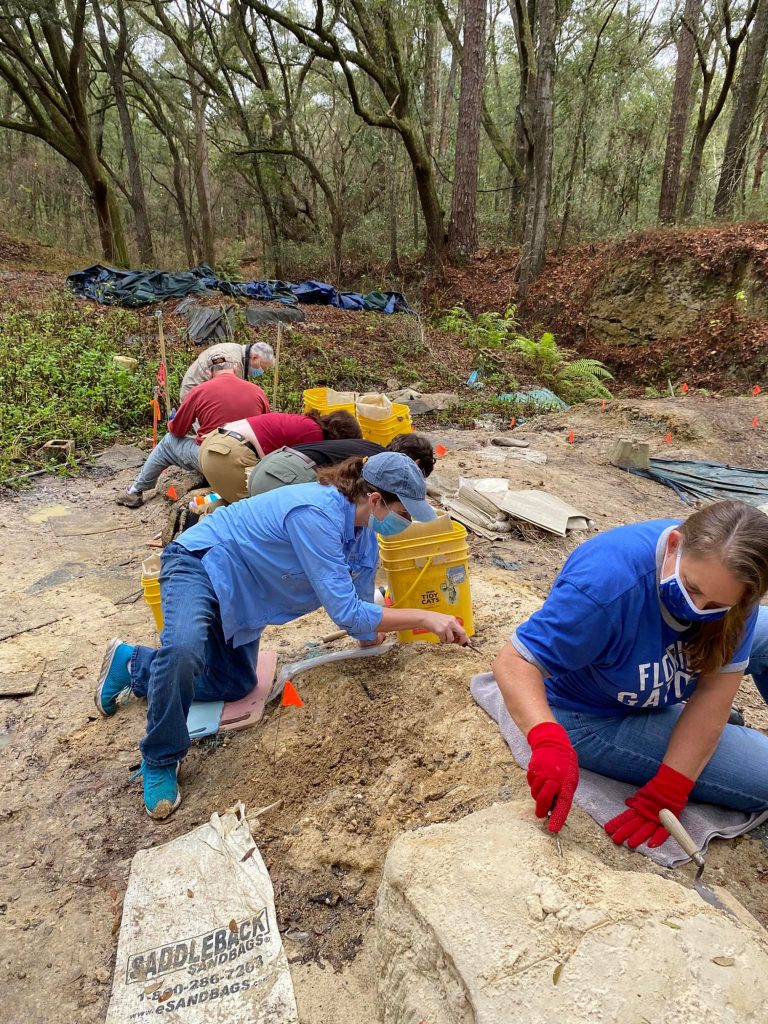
281, 681, 304, 708
435, 444, 447, 457
165, 486, 178, 501
567, 430, 575, 443
665, 433, 672, 444
753, 416, 760, 428
753, 385, 761, 396
150, 397, 161, 449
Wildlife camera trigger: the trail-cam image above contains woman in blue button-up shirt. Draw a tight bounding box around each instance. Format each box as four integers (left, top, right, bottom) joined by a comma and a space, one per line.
95, 452, 469, 819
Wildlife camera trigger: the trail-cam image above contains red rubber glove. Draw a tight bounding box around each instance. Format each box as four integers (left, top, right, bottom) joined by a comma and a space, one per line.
526, 722, 579, 833
605, 764, 695, 849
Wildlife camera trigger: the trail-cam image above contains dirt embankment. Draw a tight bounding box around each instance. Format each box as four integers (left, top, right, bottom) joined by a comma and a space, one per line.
5, 222, 768, 396
426, 223, 768, 392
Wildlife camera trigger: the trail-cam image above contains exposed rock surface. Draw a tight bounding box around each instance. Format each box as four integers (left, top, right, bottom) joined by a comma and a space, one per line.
376, 803, 768, 1024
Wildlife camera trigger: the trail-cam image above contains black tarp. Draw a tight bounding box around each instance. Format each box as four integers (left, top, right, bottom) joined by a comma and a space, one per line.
67, 264, 413, 314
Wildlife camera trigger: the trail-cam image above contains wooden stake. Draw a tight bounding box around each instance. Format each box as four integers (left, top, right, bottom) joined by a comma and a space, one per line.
156, 309, 170, 415
272, 321, 283, 407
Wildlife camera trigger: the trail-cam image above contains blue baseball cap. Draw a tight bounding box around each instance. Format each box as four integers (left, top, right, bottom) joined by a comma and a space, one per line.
362, 452, 437, 522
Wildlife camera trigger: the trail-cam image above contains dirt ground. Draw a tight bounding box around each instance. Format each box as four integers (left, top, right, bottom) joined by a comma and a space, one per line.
2, 395, 768, 1023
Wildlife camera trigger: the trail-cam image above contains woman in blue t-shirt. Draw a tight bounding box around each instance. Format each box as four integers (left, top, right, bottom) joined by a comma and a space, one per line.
491, 499, 768, 849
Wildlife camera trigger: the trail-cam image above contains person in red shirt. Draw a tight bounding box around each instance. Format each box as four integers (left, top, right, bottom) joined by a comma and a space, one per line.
198, 409, 361, 503
116, 364, 270, 508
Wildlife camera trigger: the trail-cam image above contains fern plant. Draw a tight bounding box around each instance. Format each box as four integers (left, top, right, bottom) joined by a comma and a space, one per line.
512, 331, 613, 401
556, 358, 614, 400
438, 307, 614, 403
439, 305, 520, 348
511, 331, 562, 373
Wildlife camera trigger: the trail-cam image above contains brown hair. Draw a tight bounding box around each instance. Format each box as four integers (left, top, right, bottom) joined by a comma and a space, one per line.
387, 433, 435, 477
306, 409, 362, 440
317, 456, 399, 505
680, 500, 768, 674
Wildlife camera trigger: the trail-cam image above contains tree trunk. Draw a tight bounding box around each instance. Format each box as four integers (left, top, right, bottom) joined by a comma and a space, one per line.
681, 1, 759, 218
190, 72, 215, 266
400, 121, 445, 261
681, 56, 715, 218
88, 167, 129, 267
509, 0, 537, 242
169, 141, 195, 266
558, 1, 617, 249
658, 0, 701, 223
248, 155, 284, 278
714, 0, 768, 214
518, 0, 556, 299
423, 11, 439, 156
448, 0, 487, 259
438, 1, 465, 159
93, 0, 156, 265
387, 136, 401, 273
752, 112, 768, 189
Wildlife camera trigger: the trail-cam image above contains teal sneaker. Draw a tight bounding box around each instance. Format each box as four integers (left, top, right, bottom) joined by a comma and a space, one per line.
94, 638, 135, 716
132, 761, 181, 820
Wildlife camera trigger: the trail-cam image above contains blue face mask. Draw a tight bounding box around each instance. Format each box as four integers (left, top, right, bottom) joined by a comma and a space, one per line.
368, 500, 411, 537
659, 549, 731, 623
249, 367, 265, 378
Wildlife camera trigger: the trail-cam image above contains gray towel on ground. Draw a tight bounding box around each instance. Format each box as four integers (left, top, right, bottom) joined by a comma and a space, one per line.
471, 671, 768, 868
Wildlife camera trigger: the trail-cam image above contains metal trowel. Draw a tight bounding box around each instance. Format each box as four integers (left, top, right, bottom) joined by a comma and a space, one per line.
658, 809, 735, 919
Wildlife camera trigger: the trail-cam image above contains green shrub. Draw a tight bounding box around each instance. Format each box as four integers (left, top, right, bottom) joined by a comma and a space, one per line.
0, 294, 188, 482
512, 332, 613, 401
439, 305, 614, 403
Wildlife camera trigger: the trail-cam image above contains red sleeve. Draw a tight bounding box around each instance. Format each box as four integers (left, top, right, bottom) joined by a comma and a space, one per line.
168, 391, 197, 437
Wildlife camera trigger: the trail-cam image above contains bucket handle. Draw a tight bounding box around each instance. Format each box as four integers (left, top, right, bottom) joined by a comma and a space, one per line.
390, 556, 434, 609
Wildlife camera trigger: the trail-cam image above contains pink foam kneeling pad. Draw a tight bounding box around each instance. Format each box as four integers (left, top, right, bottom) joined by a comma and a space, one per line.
218, 650, 278, 732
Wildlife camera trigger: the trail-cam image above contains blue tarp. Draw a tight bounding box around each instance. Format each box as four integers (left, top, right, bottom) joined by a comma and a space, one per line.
500, 387, 570, 411
66, 263, 413, 315
627, 458, 768, 507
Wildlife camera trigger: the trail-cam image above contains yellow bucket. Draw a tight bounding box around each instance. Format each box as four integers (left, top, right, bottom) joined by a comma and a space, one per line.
141, 554, 164, 633
378, 515, 473, 643
302, 387, 356, 417
358, 403, 413, 444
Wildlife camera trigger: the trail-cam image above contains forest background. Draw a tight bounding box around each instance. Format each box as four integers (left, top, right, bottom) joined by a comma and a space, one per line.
0, 0, 767, 297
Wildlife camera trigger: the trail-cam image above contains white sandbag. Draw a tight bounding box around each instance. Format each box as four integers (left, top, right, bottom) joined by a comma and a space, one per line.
356, 392, 394, 420
325, 387, 357, 406
105, 804, 297, 1024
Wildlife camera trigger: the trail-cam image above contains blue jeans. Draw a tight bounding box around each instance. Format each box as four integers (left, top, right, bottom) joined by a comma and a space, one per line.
746, 604, 768, 703
131, 433, 201, 492
553, 604, 768, 813
129, 543, 259, 767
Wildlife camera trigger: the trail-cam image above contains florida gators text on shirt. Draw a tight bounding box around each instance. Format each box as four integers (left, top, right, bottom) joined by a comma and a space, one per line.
512, 520, 757, 716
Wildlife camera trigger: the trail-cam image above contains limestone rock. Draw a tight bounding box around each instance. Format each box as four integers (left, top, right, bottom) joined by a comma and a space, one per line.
608, 438, 650, 470
389, 389, 460, 415
112, 355, 138, 371
375, 802, 768, 1024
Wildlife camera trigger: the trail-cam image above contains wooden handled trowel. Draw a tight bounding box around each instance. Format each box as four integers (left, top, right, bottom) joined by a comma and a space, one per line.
658, 809, 735, 919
